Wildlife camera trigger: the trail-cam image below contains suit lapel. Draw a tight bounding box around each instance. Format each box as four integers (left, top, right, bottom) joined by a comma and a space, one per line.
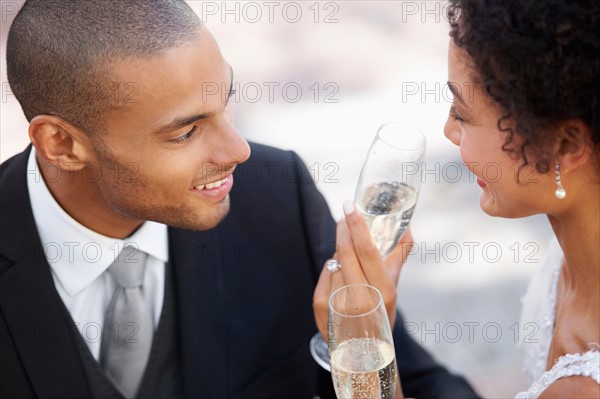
169, 226, 227, 399
0, 147, 90, 398
0, 252, 91, 398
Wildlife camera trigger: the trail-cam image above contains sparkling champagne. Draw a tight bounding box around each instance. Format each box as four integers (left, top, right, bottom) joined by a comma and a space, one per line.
356, 182, 417, 256
330, 338, 397, 399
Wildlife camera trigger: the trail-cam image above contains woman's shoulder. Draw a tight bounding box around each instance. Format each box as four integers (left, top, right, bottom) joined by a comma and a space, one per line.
516, 350, 599, 399
538, 374, 600, 398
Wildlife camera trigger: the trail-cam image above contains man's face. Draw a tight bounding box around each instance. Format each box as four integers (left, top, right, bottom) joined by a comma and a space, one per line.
89, 27, 250, 231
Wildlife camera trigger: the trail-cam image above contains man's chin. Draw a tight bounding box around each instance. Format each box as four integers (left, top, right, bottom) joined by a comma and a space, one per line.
168, 202, 231, 231
114, 198, 231, 231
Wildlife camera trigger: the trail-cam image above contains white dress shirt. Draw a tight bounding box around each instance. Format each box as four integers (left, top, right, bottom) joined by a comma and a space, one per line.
27, 148, 168, 361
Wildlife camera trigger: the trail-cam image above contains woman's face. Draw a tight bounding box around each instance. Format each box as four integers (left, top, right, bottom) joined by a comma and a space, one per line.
444, 41, 557, 218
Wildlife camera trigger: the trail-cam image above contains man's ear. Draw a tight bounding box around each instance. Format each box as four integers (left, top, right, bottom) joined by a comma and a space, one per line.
28, 115, 94, 171
554, 119, 595, 175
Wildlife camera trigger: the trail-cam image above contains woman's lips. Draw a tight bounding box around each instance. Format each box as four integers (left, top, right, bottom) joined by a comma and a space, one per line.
477, 177, 487, 188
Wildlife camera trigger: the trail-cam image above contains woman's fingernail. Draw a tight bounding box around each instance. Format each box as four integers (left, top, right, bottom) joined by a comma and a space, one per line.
343, 201, 355, 216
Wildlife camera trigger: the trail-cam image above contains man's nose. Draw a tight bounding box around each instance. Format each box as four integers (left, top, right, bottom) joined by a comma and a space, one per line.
211, 118, 251, 167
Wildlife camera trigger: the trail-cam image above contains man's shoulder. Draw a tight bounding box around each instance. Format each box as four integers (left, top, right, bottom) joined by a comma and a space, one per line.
0, 146, 37, 269
235, 142, 310, 190
0, 146, 31, 185
247, 141, 298, 164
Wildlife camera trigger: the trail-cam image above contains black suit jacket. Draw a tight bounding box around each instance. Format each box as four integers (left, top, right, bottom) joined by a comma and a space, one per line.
0, 144, 479, 398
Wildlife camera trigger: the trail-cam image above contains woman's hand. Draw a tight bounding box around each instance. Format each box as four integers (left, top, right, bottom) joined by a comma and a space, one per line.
313, 201, 414, 339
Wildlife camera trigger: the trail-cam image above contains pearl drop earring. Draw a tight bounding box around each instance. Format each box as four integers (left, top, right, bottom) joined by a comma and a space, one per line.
555, 163, 566, 199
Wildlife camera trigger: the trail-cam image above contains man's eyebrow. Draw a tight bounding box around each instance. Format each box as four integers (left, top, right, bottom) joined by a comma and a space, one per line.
153, 65, 235, 134
153, 112, 212, 134
447, 82, 465, 105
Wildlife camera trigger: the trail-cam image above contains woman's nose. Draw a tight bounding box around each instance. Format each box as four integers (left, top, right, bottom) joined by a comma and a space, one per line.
444, 117, 461, 146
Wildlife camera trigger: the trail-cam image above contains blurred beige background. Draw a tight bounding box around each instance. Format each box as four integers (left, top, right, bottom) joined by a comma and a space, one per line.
1, 1, 554, 397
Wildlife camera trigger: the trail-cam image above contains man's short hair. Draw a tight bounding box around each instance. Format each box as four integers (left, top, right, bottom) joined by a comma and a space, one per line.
7, 0, 202, 135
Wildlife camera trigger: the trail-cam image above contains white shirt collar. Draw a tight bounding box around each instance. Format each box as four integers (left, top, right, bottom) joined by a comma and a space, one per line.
27, 148, 169, 296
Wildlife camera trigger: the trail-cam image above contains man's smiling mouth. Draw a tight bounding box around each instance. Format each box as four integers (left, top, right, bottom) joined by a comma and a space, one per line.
191, 175, 231, 191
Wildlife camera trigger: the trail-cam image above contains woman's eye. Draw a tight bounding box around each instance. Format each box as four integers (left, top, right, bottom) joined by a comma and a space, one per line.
449, 105, 464, 122
170, 126, 198, 144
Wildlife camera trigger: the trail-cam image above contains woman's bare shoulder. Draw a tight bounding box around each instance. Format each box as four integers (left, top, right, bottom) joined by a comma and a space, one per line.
539, 376, 599, 399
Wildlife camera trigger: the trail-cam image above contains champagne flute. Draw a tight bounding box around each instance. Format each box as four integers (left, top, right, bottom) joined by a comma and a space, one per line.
310, 123, 426, 371
355, 122, 426, 257
329, 284, 398, 399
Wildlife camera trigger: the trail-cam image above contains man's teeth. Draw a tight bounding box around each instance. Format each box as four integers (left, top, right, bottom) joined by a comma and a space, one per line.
194, 176, 229, 190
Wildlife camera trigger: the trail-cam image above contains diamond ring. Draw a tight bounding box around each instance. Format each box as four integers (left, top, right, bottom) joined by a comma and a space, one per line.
325, 259, 341, 273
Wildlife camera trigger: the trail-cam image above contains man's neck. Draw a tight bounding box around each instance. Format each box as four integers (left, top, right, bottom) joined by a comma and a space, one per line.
38, 153, 143, 239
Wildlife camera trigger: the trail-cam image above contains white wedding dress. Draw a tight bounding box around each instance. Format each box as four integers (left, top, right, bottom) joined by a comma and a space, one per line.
515, 238, 599, 398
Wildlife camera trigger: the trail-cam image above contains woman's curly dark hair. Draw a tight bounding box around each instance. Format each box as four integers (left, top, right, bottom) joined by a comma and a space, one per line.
448, 0, 600, 172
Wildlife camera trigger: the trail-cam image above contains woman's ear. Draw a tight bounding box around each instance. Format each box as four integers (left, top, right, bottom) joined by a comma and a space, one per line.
554, 119, 595, 175
28, 115, 94, 171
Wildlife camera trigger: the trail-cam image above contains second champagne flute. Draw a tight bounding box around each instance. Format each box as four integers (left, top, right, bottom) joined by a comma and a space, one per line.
329, 284, 398, 399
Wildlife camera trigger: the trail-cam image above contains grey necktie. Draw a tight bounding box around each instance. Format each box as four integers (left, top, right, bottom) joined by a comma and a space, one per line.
100, 245, 153, 399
